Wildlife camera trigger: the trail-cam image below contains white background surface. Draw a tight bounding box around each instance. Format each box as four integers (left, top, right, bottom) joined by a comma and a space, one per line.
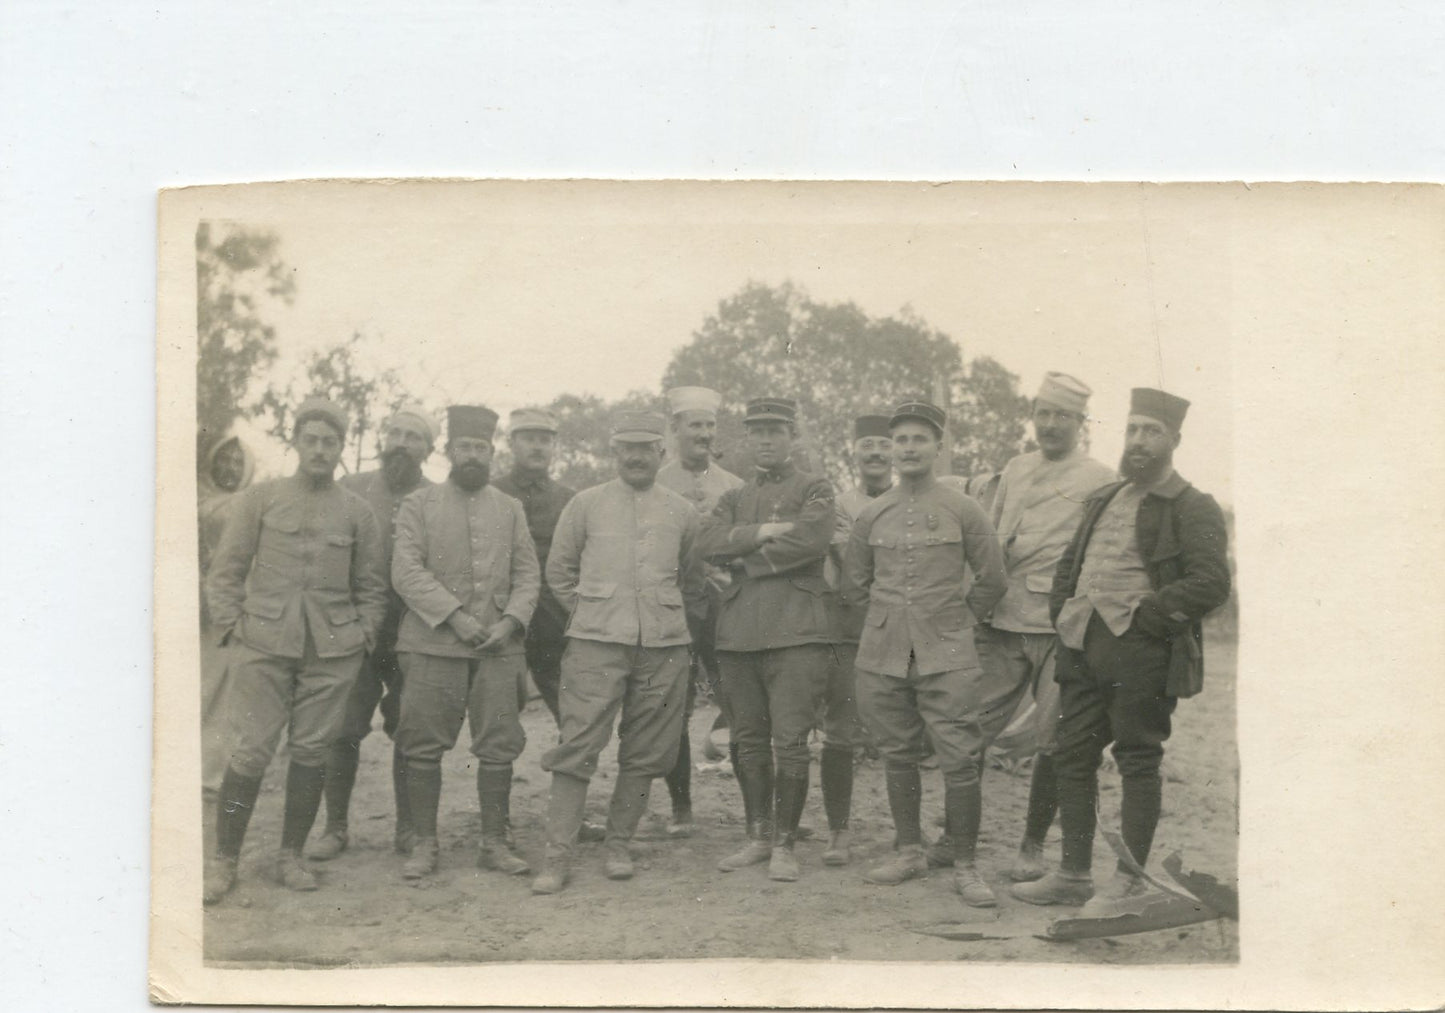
2, 2, 1442, 1011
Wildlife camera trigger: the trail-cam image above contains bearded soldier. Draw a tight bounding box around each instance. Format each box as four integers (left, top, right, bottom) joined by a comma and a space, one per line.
390, 405, 540, 881
1014, 388, 1230, 916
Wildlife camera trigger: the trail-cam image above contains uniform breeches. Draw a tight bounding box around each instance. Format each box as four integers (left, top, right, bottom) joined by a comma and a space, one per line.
719, 644, 831, 778
976, 627, 1064, 755
541, 639, 689, 781
1052, 612, 1178, 872
524, 597, 570, 720
337, 637, 404, 745
227, 639, 363, 777
1053, 613, 1176, 784
200, 623, 234, 794
821, 642, 861, 750
857, 649, 1030, 786
394, 652, 527, 770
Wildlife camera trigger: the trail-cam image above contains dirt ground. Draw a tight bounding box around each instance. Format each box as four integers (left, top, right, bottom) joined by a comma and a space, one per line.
202, 627, 1238, 967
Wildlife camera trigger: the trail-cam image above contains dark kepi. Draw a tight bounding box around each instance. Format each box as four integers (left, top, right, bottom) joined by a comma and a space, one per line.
889, 399, 947, 433
1129, 388, 1190, 432
744, 397, 798, 424
853, 414, 892, 440
448, 405, 499, 441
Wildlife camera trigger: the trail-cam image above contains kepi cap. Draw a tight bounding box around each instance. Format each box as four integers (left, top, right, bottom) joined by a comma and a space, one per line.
508, 407, 559, 434
853, 414, 892, 440
890, 399, 947, 433
447, 405, 499, 442
389, 402, 437, 445
1035, 372, 1092, 415
294, 396, 349, 439
666, 386, 723, 417
610, 410, 667, 443
744, 396, 797, 424
1129, 387, 1190, 432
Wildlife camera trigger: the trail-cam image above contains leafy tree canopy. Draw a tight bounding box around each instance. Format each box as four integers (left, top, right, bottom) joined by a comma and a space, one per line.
662, 281, 1030, 486
195, 223, 295, 462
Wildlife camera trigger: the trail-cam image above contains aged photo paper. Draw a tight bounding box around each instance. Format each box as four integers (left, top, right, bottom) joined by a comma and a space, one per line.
152, 180, 1445, 1008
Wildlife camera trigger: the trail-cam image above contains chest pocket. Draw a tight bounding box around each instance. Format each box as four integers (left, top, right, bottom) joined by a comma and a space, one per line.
320, 531, 356, 586
922, 520, 963, 547
256, 511, 304, 573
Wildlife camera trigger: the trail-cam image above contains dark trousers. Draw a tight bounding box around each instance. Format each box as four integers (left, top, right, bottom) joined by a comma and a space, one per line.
525, 596, 570, 723
1053, 612, 1177, 874
338, 640, 404, 744
719, 644, 831, 778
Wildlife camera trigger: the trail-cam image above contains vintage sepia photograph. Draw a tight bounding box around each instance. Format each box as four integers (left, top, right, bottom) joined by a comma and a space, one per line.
155, 180, 1252, 997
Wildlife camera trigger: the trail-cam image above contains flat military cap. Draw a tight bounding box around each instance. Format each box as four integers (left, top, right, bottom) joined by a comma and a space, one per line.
1130, 387, 1190, 432
1036, 372, 1092, 415
666, 386, 723, 416
610, 410, 667, 443
890, 399, 947, 433
294, 396, 349, 439
508, 406, 559, 434
389, 402, 437, 445
447, 404, 499, 442
743, 396, 797, 424
853, 414, 892, 440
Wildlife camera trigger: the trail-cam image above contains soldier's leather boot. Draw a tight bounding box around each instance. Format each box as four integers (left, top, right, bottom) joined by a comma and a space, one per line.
1011, 868, 1095, 906
953, 863, 998, 907
820, 744, 854, 857
768, 840, 800, 882
479, 836, 530, 875
925, 833, 956, 868
478, 765, 530, 875
203, 854, 238, 905
403, 761, 442, 873
1008, 839, 1047, 883
604, 842, 634, 880
1078, 868, 1149, 917
822, 829, 852, 867
604, 771, 651, 880
531, 845, 571, 895
767, 772, 809, 882
717, 821, 773, 871
401, 836, 439, 880
275, 849, 319, 891
307, 826, 348, 862
863, 844, 928, 885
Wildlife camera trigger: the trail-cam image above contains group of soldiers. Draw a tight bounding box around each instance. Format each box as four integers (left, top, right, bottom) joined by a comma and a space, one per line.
198, 374, 1231, 919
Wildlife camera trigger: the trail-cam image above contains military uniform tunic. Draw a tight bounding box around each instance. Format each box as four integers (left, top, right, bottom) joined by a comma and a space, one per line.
697, 461, 836, 776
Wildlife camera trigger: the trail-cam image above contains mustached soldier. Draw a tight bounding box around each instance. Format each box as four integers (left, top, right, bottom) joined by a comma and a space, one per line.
203, 397, 388, 904
531, 411, 706, 893
842, 399, 1012, 906
654, 385, 745, 836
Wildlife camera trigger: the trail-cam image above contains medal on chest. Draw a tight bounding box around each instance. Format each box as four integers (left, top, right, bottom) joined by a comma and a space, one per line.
926, 513, 939, 531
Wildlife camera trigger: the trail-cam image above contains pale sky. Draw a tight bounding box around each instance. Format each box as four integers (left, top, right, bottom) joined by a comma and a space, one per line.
225, 182, 1232, 501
